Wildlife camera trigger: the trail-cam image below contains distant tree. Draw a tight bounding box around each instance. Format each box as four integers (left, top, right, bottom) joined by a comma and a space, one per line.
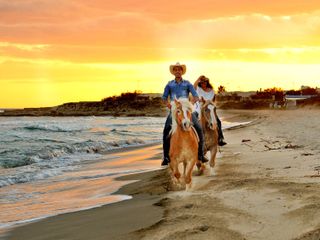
217, 85, 226, 94
119, 90, 142, 101
251, 87, 284, 100
301, 87, 317, 95
102, 90, 142, 102
285, 89, 301, 95
286, 87, 318, 96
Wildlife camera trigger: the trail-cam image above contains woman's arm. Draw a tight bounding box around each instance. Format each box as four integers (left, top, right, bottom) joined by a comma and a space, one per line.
194, 76, 204, 90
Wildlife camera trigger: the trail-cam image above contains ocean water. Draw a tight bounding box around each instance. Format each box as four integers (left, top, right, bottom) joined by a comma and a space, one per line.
0, 116, 250, 234
0, 116, 165, 186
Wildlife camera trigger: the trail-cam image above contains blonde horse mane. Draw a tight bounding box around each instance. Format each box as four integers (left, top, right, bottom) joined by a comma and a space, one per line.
201, 100, 217, 128
171, 98, 194, 135
201, 100, 216, 111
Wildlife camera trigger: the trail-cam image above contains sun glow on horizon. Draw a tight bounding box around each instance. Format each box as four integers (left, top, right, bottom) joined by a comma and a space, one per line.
1, 59, 319, 108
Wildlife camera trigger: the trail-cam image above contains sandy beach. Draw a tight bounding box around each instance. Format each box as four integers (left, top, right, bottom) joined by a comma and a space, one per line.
4, 109, 320, 240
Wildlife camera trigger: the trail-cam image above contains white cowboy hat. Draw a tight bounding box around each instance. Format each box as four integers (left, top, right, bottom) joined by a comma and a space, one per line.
169, 62, 186, 75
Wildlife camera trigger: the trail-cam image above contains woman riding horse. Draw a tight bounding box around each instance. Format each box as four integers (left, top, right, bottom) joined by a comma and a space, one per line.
194, 75, 227, 146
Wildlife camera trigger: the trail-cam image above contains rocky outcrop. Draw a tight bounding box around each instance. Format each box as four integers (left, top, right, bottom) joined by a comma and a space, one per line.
0, 94, 167, 117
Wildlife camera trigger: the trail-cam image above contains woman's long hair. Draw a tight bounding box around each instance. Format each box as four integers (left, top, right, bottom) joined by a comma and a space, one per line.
198, 76, 213, 89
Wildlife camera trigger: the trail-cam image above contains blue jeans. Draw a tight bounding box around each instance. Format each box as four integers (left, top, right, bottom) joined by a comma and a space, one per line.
216, 115, 224, 140
162, 112, 205, 162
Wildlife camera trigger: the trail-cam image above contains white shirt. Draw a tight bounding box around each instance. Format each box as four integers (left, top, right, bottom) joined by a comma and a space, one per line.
194, 87, 215, 115
196, 87, 215, 101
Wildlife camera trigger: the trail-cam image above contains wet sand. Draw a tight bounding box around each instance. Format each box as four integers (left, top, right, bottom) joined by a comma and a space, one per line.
4, 109, 320, 240
2, 169, 170, 240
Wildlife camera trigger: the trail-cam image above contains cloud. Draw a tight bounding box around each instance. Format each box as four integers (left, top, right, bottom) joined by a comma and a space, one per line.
154, 12, 320, 50
0, 13, 159, 46
2, 43, 320, 65
0, 1, 320, 63
0, 0, 90, 24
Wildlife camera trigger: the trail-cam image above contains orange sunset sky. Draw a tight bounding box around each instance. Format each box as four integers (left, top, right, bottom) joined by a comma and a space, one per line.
1, 0, 320, 108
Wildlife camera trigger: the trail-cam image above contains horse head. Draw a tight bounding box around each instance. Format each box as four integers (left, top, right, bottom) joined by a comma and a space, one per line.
172, 98, 194, 132
201, 100, 217, 130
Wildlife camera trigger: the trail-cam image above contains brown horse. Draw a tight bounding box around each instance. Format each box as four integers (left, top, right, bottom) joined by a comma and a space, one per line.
199, 100, 219, 174
169, 98, 199, 188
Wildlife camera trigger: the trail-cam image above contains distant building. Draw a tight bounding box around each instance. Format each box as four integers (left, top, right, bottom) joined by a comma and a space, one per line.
285, 94, 315, 108
285, 95, 314, 100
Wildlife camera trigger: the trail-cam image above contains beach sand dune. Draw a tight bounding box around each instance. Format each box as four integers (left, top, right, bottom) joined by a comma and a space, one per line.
5, 109, 320, 240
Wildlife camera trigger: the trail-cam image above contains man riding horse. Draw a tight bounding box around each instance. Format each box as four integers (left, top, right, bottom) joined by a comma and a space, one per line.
161, 62, 209, 166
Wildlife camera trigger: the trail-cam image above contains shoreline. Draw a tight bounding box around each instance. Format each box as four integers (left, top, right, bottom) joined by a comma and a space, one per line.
0, 143, 166, 239
2, 168, 171, 240
4, 109, 320, 240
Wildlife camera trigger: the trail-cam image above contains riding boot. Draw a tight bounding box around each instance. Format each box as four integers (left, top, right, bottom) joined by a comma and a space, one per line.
216, 115, 227, 146
192, 113, 209, 163
162, 137, 170, 166
162, 113, 172, 166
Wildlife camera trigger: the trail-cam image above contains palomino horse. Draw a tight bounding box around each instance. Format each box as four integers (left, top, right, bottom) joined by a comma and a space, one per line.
169, 98, 199, 188
199, 100, 219, 173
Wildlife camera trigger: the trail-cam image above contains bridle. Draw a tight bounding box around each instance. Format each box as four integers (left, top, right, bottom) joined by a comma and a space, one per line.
202, 103, 216, 130
175, 105, 193, 131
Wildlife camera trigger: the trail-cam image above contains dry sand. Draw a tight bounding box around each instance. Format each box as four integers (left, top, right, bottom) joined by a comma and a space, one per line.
5, 109, 320, 240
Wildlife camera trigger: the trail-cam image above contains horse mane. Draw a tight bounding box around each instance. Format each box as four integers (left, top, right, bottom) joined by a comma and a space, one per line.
171, 98, 194, 135
201, 100, 217, 128
201, 100, 216, 113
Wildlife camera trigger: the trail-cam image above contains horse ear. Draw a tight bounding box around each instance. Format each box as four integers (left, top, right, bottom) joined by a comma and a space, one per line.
174, 98, 179, 105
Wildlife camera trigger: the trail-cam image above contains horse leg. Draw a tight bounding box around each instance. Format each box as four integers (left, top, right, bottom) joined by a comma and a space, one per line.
183, 161, 187, 176
170, 158, 181, 182
196, 152, 206, 176
209, 146, 218, 175
196, 160, 202, 170
185, 158, 196, 185
209, 146, 217, 168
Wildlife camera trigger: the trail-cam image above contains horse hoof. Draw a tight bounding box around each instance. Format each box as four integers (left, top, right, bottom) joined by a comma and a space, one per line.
186, 183, 192, 191
171, 177, 179, 185
197, 169, 202, 176
210, 168, 216, 176
196, 162, 202, 170
209, 162, 215, 168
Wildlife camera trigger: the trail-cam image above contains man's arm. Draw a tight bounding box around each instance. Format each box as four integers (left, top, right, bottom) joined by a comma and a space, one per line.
162, 83, 172, 109
162, 99, 172, 109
